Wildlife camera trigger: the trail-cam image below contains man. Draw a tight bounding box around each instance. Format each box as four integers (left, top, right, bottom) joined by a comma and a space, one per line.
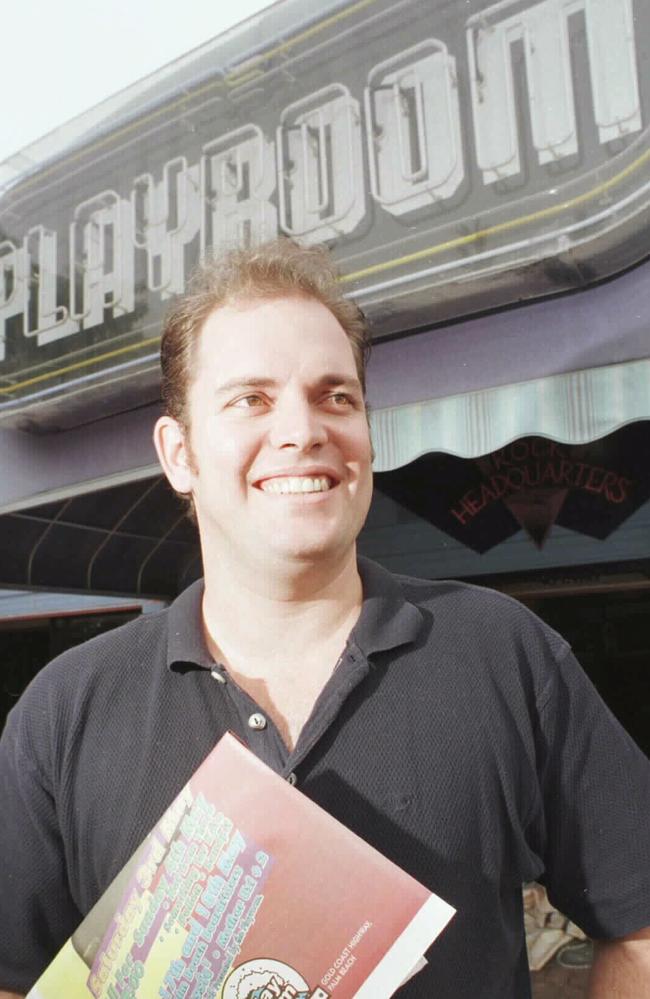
1, 239, 649, 998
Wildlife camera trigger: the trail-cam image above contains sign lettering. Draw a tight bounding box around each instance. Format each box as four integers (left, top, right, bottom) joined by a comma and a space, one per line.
0, 0, 644, 413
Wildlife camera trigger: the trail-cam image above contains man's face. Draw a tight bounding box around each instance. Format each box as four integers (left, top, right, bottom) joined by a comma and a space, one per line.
183, 294, 373, 571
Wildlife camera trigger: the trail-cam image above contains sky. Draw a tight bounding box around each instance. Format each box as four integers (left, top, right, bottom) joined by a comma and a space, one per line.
2, 0, 274, 163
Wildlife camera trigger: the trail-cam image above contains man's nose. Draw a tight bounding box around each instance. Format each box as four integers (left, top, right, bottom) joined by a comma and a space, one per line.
268, 395, 328, 450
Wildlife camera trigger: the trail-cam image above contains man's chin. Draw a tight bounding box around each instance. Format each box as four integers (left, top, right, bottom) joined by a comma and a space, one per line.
262, 535, 352, 568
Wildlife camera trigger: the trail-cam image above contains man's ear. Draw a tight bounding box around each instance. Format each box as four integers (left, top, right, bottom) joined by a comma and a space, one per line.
153, 415, 193, 495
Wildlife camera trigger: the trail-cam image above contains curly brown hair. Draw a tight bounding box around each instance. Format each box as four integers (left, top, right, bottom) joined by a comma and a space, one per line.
160, 238, 371, 432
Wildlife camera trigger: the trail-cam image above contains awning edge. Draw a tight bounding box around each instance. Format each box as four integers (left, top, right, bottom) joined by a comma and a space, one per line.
370, 358, 650, 471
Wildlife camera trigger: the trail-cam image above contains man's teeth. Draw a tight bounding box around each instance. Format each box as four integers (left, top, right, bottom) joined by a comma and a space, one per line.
261, 476, 333, 494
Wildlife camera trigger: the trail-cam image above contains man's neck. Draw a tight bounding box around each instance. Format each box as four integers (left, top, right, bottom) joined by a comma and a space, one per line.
200, 548, 363, 675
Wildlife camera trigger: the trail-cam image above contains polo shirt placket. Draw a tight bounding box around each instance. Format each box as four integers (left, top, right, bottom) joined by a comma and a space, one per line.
166, 560, 424, 784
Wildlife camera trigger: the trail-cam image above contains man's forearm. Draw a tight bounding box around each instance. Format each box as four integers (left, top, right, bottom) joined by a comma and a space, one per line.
0, 990, 25, 998
588, 929, 650, 998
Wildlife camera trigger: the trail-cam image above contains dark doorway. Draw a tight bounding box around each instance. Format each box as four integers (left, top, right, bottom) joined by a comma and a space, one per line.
0, 609, 140, 731
514, 585, 650, 758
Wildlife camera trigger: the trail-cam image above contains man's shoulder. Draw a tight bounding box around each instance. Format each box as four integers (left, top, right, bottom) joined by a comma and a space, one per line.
60, 603, 167, 663
20, 605, 171, 706
389, 565, 521, 613
388, 566, 569, 656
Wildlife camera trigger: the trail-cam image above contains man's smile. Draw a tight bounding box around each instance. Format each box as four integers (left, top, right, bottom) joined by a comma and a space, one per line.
258, 475, 336, 495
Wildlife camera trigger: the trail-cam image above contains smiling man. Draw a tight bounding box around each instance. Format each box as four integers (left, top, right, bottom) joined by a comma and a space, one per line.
154, 287, 374, 750
1, 240, 650, 999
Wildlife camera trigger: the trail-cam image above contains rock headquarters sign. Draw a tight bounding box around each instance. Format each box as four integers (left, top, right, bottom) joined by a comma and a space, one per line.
375, 425, 650, 552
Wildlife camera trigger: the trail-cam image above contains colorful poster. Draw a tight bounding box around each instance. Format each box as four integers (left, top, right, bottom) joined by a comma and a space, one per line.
29, 734, 455, 999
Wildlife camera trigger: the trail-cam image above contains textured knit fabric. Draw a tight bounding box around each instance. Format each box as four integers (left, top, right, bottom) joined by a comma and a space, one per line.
1, 557, 649, 996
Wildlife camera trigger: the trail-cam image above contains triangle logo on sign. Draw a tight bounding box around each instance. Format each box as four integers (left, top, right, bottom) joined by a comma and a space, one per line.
502, 488, 569, 548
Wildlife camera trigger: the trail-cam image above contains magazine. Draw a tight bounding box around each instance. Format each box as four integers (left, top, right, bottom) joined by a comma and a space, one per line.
28, 732, 455, 999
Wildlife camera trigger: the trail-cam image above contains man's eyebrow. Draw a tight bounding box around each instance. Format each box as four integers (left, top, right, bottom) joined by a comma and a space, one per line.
214, 377, 278, 395
214, 374, 362, 395
314, 374, 363, 392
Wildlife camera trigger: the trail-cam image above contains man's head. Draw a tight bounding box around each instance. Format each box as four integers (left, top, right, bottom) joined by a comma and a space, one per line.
159, 238, 371, 438
154, 239, 374, 577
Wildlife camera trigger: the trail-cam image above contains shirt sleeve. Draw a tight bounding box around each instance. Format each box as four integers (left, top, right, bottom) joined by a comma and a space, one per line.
0, 685, 82, 992
535, 644, 650, 939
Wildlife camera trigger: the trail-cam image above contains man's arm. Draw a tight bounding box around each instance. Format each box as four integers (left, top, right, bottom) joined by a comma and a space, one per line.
0, 990, 25, 998
588, 927, 650, 998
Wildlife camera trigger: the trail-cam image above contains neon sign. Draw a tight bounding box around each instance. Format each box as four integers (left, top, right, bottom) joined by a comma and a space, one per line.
0, 0, 647, 424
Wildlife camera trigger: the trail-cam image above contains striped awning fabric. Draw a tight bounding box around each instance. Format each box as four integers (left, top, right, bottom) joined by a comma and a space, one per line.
370, 358, 650, 472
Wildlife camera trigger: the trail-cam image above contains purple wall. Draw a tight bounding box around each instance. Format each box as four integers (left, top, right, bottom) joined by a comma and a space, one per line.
366, 261, 650, 409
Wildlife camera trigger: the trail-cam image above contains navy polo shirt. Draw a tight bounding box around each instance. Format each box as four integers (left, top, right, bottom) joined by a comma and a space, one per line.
1, 557, 649, 996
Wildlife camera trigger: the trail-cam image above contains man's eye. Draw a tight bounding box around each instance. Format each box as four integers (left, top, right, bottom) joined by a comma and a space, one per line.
232, 394, 265, 408
329, 392, 354, 406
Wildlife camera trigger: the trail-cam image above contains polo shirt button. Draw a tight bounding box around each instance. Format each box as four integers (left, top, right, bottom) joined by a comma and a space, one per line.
287, 773, 298, 787
248, 713, 267, 731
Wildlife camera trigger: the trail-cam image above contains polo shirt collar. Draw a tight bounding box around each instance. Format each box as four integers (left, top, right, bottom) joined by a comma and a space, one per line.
166, 578, 212, 670
352, 556, 425, 659
166, 557, 425, 670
